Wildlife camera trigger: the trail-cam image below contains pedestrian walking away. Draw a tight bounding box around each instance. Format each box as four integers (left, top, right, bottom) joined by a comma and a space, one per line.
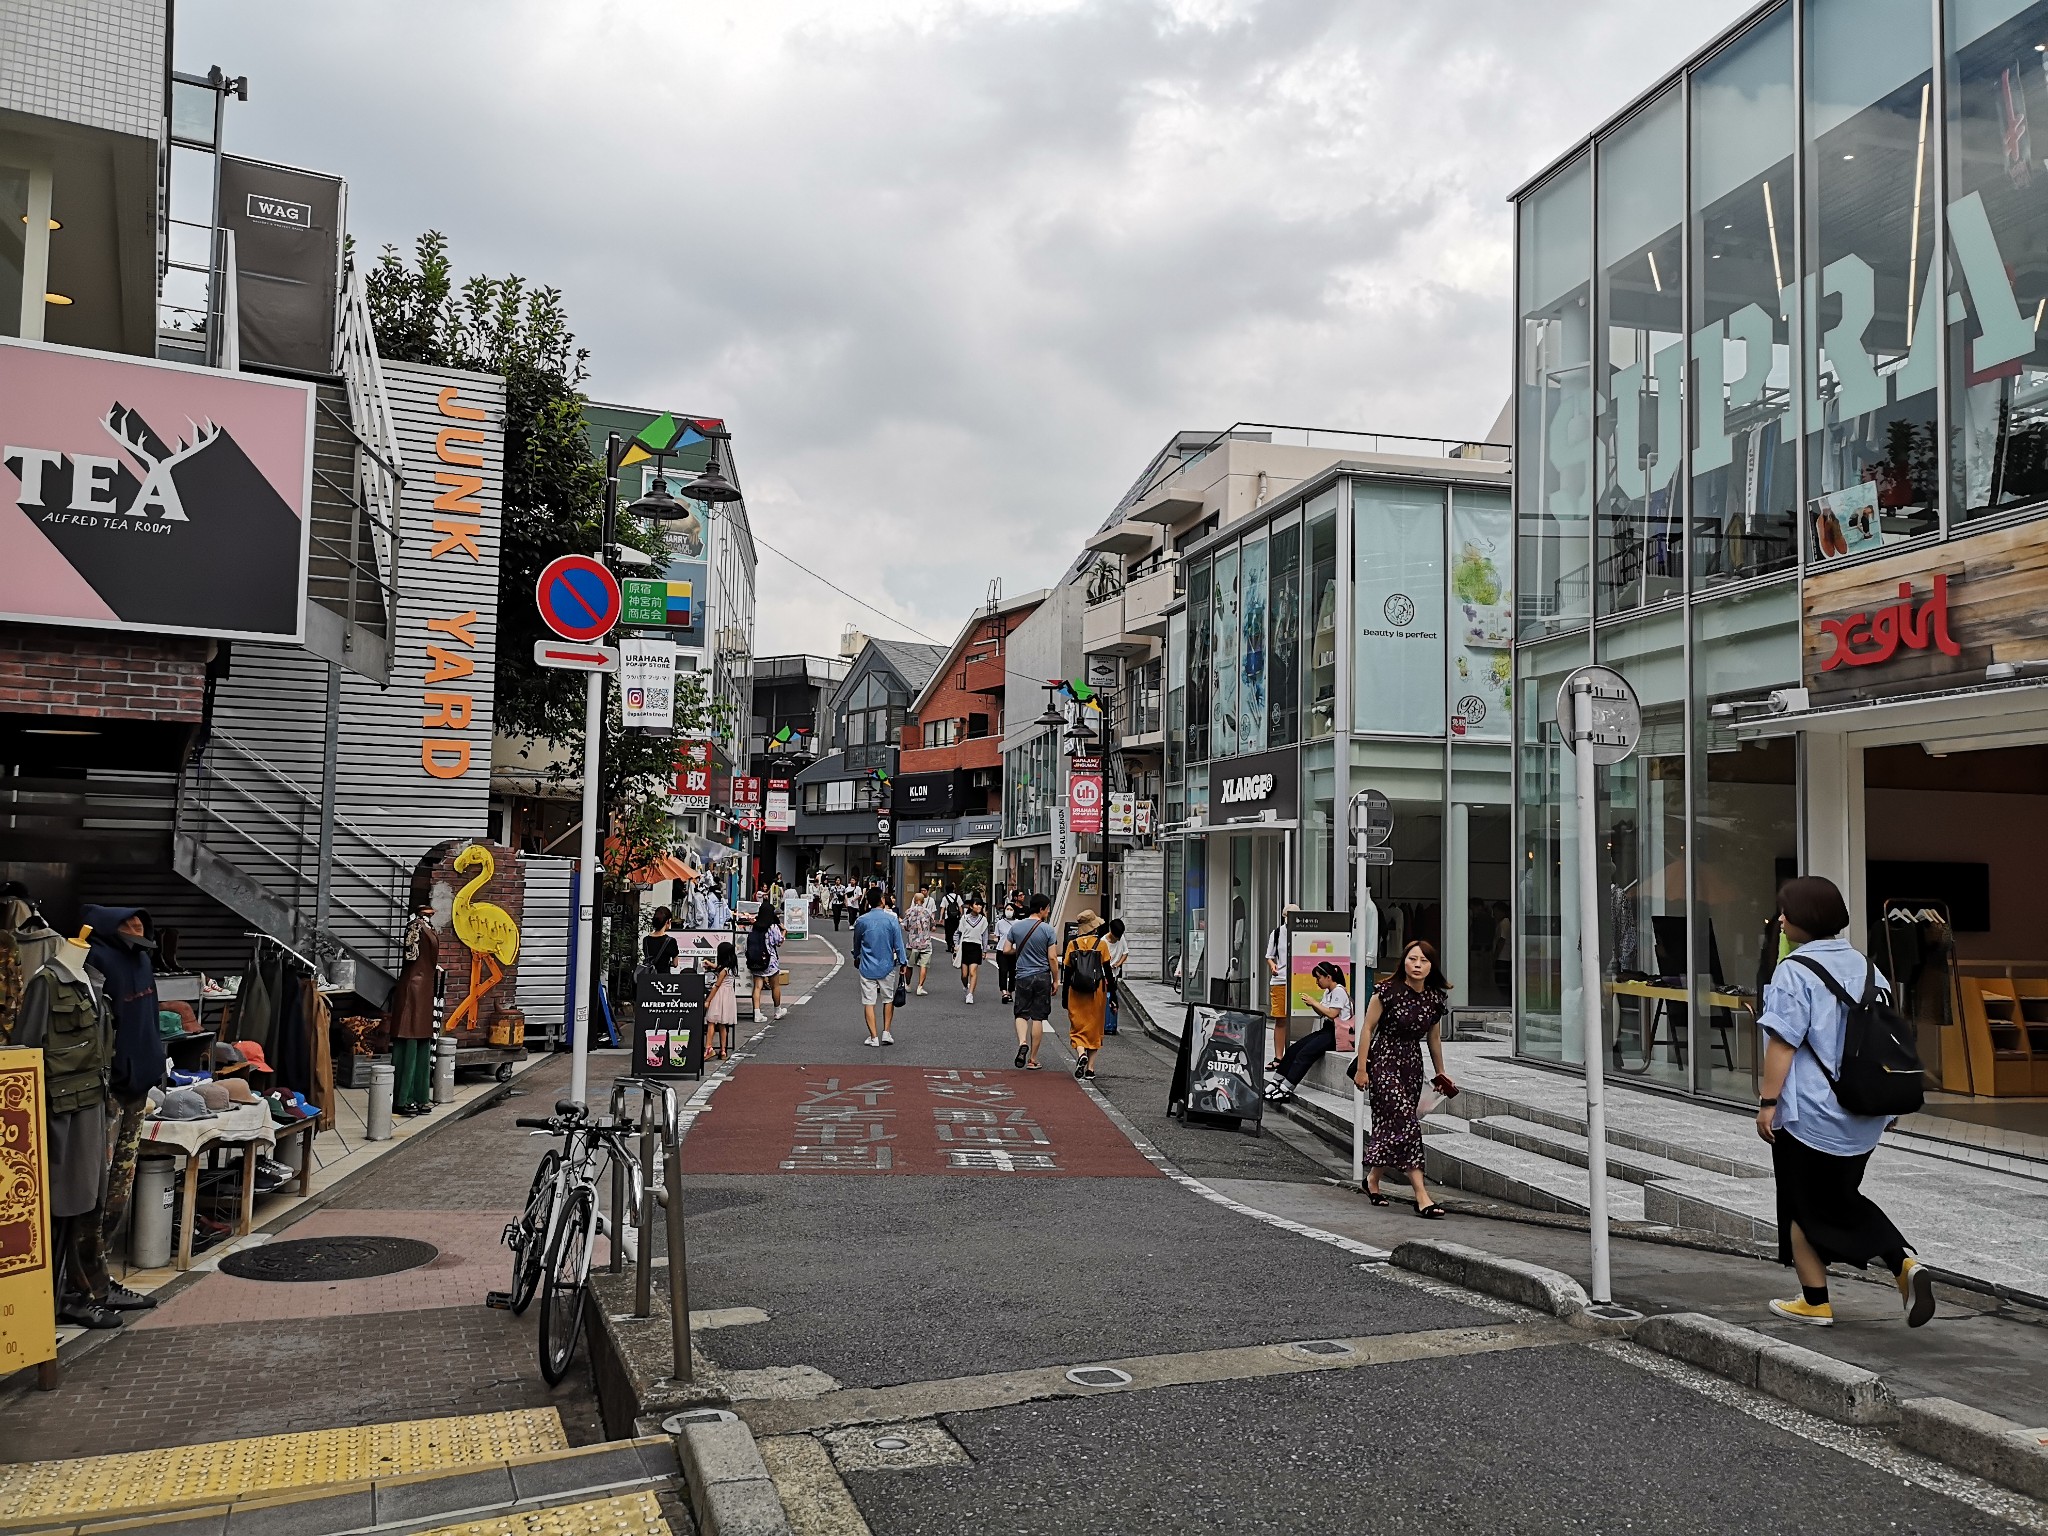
993, 896, 1020, 1004
706, 940, 740, 1060
1004, 893, 1057, 1069
1267, 960, 1351, 1104
905, 888, 937, 995
1352, 939, 1457, 1217
747, 898, 788, 1020
852, 885, 908, 1046
1063, 910, 1112, 1079
1756, 875, 1935, 1330
942, 883, 963, 956
957, 897, 989, 1003
1103, 916, 1129, 1035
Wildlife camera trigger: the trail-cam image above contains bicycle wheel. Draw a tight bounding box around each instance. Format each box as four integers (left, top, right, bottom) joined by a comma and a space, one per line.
509, 1150, 560, 1316
538, 1184, 595, 1386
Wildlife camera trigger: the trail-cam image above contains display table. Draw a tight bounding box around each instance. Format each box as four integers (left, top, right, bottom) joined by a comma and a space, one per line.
139, 1100, 278, 1270
1605, 979, 1753, 1075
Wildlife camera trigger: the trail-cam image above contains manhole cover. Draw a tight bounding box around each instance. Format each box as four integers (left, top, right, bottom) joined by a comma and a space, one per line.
1064, 1366, 1133, 1389
219, 1236, 438, 1283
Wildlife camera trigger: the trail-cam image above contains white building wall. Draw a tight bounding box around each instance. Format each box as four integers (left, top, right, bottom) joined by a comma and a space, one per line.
0, 0, 164, 140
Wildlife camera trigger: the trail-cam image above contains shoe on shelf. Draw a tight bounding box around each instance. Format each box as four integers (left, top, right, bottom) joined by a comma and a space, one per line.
862, 1036, 881, 1048
59, 1299, 123, 1330
1898, 1257, 1936, 1328
1768, 1296, 1834, 1327
101, 1281, 158, 1311
881, 1030, 895, 1044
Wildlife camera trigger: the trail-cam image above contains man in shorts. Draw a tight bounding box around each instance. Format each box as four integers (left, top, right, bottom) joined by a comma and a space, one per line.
1003, 892, 1058, 1070
852, 885, 907, 1047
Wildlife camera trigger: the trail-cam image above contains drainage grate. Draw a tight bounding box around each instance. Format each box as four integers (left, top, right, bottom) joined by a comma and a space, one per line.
1292, 1340, 1354, 1357
1064, 1366, 1134, 1389
218, 1236, 438, 1283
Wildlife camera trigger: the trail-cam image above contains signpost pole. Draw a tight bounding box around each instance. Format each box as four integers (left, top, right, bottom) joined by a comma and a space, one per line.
570, 667, 602, 1108
1347, 787, 1389, 1188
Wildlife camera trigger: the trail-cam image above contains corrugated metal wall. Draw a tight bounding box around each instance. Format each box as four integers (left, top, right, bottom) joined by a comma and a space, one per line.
514, 854, 575, 1045
188, 360, 507, 979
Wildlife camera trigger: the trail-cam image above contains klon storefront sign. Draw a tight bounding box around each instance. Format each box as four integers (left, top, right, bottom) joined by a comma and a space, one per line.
0, 337, 314, 641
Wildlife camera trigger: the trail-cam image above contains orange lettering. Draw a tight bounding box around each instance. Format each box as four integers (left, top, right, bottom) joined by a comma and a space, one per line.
424, 645, 474, 683
421, 692, 473, 729
437, 387, 486, 422
427, 610, 479, 648
422, 739, 472, 779
432, 472, 484, 514
429, 519, 482, 560
436, 426, 485, 467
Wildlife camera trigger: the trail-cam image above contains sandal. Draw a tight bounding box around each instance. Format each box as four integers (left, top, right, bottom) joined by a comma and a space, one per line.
1366, 1190, 1391, 1207
1073, 1050, 1091, 1080
1025, 1060, 1042, 1071
1416, 1204, 1447, 1219
1014, 1045, 1029, 1068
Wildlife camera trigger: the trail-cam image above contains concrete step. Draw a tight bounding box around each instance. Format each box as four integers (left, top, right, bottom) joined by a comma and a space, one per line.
1440, 1083, 1773, 1182
1419, 1117, 1648, 1222
1471, 1113, 1739, 1189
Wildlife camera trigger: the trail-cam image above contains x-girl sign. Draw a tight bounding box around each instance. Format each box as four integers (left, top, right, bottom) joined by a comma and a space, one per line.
536, 553, 621, 643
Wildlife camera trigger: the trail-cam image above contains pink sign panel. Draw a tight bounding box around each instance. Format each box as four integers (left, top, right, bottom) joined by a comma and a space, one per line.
0, 337, 314, 641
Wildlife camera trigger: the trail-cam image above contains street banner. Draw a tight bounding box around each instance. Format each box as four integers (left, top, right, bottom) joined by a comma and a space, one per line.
1449, 488, 1513, 742
1353, 482, 1447, 735
1053, 805, 1072, 862
765, 778, 794, 832
0, 337, 313, 642
1135, 800, 1153, 836
0, 1049, 55, 1378
1068, 757, 1104, 836
1106, 792, 1135, 836
1286, 911, 1355, 1037
782, 889, 809, 939
619, 637, 678, 728
675, 740, 713, 808
218, 156, 345, 375
634, 965, 706, 1079
1167, 1006, 1266, 1130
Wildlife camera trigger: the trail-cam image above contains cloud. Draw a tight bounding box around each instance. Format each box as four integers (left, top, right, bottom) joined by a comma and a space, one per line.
178, 0, 1760, 654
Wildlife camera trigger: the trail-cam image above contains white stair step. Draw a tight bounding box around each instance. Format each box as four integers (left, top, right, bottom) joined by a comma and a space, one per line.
1420, 1125, 1647, 1221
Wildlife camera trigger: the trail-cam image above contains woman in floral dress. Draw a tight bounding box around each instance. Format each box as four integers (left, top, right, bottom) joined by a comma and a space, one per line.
1352, 938, 1457, 1217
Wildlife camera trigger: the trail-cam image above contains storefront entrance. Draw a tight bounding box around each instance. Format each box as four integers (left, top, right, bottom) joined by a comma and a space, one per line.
1203, 829, 1286, 1011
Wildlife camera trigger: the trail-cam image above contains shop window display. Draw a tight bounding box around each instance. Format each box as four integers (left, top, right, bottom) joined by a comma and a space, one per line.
1238, 533, 1269, 755
1596, 88, 1687, 613
1305, 504, 1339, 739
1269, 516, 1301, 748
1518, 154, 1594, 638
1187, 556, 1212, 764
1516, 634, 1593, 1066
1212, 545, 1241, 761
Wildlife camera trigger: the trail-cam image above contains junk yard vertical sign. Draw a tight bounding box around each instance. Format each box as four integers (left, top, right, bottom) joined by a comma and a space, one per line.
420, 385, 493, 780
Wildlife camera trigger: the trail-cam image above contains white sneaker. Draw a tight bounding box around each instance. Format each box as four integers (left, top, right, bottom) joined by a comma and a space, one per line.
965, 992, 974, 1005
862, 1036, 881, 1048
915, 986, 927, 996
881, 1030, 895, 1044
775, 1006, 789, 1019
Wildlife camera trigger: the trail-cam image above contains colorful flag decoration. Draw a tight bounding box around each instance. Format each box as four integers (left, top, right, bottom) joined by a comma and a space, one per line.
772, 725, 793, 745
663, 579, 693, 625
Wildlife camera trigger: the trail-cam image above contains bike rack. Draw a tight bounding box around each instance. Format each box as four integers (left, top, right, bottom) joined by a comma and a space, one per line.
609, 1075, 692, 1383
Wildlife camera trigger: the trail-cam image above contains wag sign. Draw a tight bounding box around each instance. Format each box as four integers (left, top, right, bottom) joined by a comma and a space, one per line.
0, 337, 313, 641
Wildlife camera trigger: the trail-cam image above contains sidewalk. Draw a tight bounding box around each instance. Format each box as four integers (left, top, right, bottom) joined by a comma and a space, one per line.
1113, 979, 2048, 1429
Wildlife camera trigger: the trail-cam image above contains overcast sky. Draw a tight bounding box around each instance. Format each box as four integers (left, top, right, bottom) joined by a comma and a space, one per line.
178, 0, 1759, 657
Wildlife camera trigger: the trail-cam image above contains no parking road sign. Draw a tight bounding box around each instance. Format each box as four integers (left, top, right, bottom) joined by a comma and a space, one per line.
536, 554, 621, 643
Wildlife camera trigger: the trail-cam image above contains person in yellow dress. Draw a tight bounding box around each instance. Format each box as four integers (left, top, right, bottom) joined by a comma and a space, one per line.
1063, 911, 1112, 1080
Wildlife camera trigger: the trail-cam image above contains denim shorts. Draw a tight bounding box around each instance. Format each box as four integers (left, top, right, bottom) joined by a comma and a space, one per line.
1013, 974, 1053, 1021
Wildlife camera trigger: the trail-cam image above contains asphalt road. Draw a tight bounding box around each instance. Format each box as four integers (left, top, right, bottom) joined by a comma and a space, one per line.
678, 936, 2036, 1534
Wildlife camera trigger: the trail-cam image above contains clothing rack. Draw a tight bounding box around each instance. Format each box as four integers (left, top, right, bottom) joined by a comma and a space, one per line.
245, 931, 320, 973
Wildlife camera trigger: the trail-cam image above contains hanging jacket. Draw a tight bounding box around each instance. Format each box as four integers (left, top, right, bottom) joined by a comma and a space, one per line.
15, 960, 112, 1115
81, 904, 164, 1097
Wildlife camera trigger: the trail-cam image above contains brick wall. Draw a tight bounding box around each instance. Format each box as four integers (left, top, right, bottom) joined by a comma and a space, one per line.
0, 627, 210, 722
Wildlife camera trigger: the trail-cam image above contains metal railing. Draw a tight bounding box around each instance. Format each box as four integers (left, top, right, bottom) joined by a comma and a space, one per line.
609, 1076, 692, 1382
319, 259, 406, 650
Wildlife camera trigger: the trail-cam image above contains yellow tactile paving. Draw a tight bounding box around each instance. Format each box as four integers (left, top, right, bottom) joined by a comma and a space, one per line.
414, 1490, 671, 1536
0, 1408, 568, 1524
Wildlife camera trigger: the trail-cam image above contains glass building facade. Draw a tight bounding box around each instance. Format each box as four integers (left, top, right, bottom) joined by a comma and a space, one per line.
1513, 0, 2048, 1103
1166, 465, 1515, 1014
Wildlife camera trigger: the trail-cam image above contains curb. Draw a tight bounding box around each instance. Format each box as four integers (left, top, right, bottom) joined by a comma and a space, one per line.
1632, 1312, 1895, 1426
1897, 1396, 2048, 1501
672, 1415, 792, 1535
1387, 1238, 1627, 1333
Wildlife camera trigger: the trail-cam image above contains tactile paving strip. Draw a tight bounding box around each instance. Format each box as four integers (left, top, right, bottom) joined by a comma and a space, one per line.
413, 1490, 670, 1535
0, 1408, 568, 1522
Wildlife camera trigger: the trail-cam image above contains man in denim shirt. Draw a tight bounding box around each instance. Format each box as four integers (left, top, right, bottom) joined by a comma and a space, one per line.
1755, 876, 1931, 1330
852, 886, 907, 1048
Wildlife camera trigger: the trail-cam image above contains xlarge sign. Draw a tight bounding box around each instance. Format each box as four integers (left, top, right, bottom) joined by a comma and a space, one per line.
1211, 746, 1300, 825
0, 337, 312, 641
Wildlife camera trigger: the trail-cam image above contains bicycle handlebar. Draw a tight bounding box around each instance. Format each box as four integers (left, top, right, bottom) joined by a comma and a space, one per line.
514, 1117, 555, 1129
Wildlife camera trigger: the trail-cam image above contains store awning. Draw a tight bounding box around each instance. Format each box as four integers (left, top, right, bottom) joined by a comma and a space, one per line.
1734, 678, 2048, 749
937, 840, 986, 855
891, 840, 943, 857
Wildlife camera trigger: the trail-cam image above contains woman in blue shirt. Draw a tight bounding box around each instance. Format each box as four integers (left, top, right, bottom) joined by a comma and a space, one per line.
1756, 876, 1933, 1329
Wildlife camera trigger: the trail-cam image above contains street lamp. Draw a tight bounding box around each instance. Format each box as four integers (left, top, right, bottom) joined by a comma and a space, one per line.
683, 437, 743, 504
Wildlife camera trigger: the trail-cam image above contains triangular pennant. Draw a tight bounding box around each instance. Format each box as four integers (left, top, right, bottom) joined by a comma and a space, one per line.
635, 412, 680, 453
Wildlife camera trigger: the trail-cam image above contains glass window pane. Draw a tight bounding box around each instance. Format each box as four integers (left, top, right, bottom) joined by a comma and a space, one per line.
1597, 611, 1688, 1093
1305, 508, 1338, 739
1302, 740, 1334, 911
1803, 0, 1939, 560
1518, 154, 1594, 637
1166, 610, 1187, 787
1353, 480, 1446, 736
0, 167, 25, 337
1597, 89, 1687, 613
1516, 633, 1591, 1065
1691, 582, 1800, 1102
1269, 519, 1302, 747
1450, 486, 1514, 740
1212, 546, 1241, 760
1239, 533, 1268, 754
1189, 557, 1212, 762
171, 80, 218, 146
1947, 1, 2048, 521
1690, 6, 1800, 588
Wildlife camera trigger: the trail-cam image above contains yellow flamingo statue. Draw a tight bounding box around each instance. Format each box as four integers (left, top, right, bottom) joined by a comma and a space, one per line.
445, 844, 521, 1035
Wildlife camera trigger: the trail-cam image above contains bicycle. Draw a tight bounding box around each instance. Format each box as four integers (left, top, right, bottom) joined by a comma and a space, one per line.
498, 1097, 643, 1385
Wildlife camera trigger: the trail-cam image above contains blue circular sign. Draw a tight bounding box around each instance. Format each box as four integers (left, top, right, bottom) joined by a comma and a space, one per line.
536, 554, 621, 643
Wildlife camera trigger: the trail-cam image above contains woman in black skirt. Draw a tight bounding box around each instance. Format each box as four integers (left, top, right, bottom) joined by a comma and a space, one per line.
1756, 875, 1933, 1328
1352, 939, 1457, 1217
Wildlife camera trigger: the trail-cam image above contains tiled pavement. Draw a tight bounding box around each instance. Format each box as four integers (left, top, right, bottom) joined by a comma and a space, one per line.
0, 1050, 612, 1460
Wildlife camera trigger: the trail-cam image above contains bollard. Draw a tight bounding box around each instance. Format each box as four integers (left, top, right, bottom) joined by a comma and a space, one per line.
635, 1109, 656, 1317
432, 1035, 457, 1104
665, 1124, 691, 1381
131, 1158, 175, 1269
366, 1062, 396, 1141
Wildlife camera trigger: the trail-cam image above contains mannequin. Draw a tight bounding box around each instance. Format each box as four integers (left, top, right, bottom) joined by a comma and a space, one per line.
388, 902, 438, 1116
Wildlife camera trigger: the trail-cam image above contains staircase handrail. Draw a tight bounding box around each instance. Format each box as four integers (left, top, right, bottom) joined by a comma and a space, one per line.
194, 729, 411, 875
336, 257, 405, 631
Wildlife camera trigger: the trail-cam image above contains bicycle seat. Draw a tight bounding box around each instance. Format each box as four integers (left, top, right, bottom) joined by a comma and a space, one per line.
554, 1098, 587, 1119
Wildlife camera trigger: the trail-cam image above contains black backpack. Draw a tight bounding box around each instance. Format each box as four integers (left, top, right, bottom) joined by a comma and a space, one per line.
746, 926, 771, 971
1785, 955, 1926, 1118
1067, 939, 1104, 995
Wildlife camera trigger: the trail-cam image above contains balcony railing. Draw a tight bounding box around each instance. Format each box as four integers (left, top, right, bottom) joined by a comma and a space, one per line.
1124, 560, 1180, 637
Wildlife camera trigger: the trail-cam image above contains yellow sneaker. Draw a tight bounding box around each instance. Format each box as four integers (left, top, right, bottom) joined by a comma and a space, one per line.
1897, 1257, 1935, 1328
1769, 1296, 1834, 1327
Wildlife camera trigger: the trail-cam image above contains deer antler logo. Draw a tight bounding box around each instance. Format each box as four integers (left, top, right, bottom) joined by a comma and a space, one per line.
99, 402, 216, 522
